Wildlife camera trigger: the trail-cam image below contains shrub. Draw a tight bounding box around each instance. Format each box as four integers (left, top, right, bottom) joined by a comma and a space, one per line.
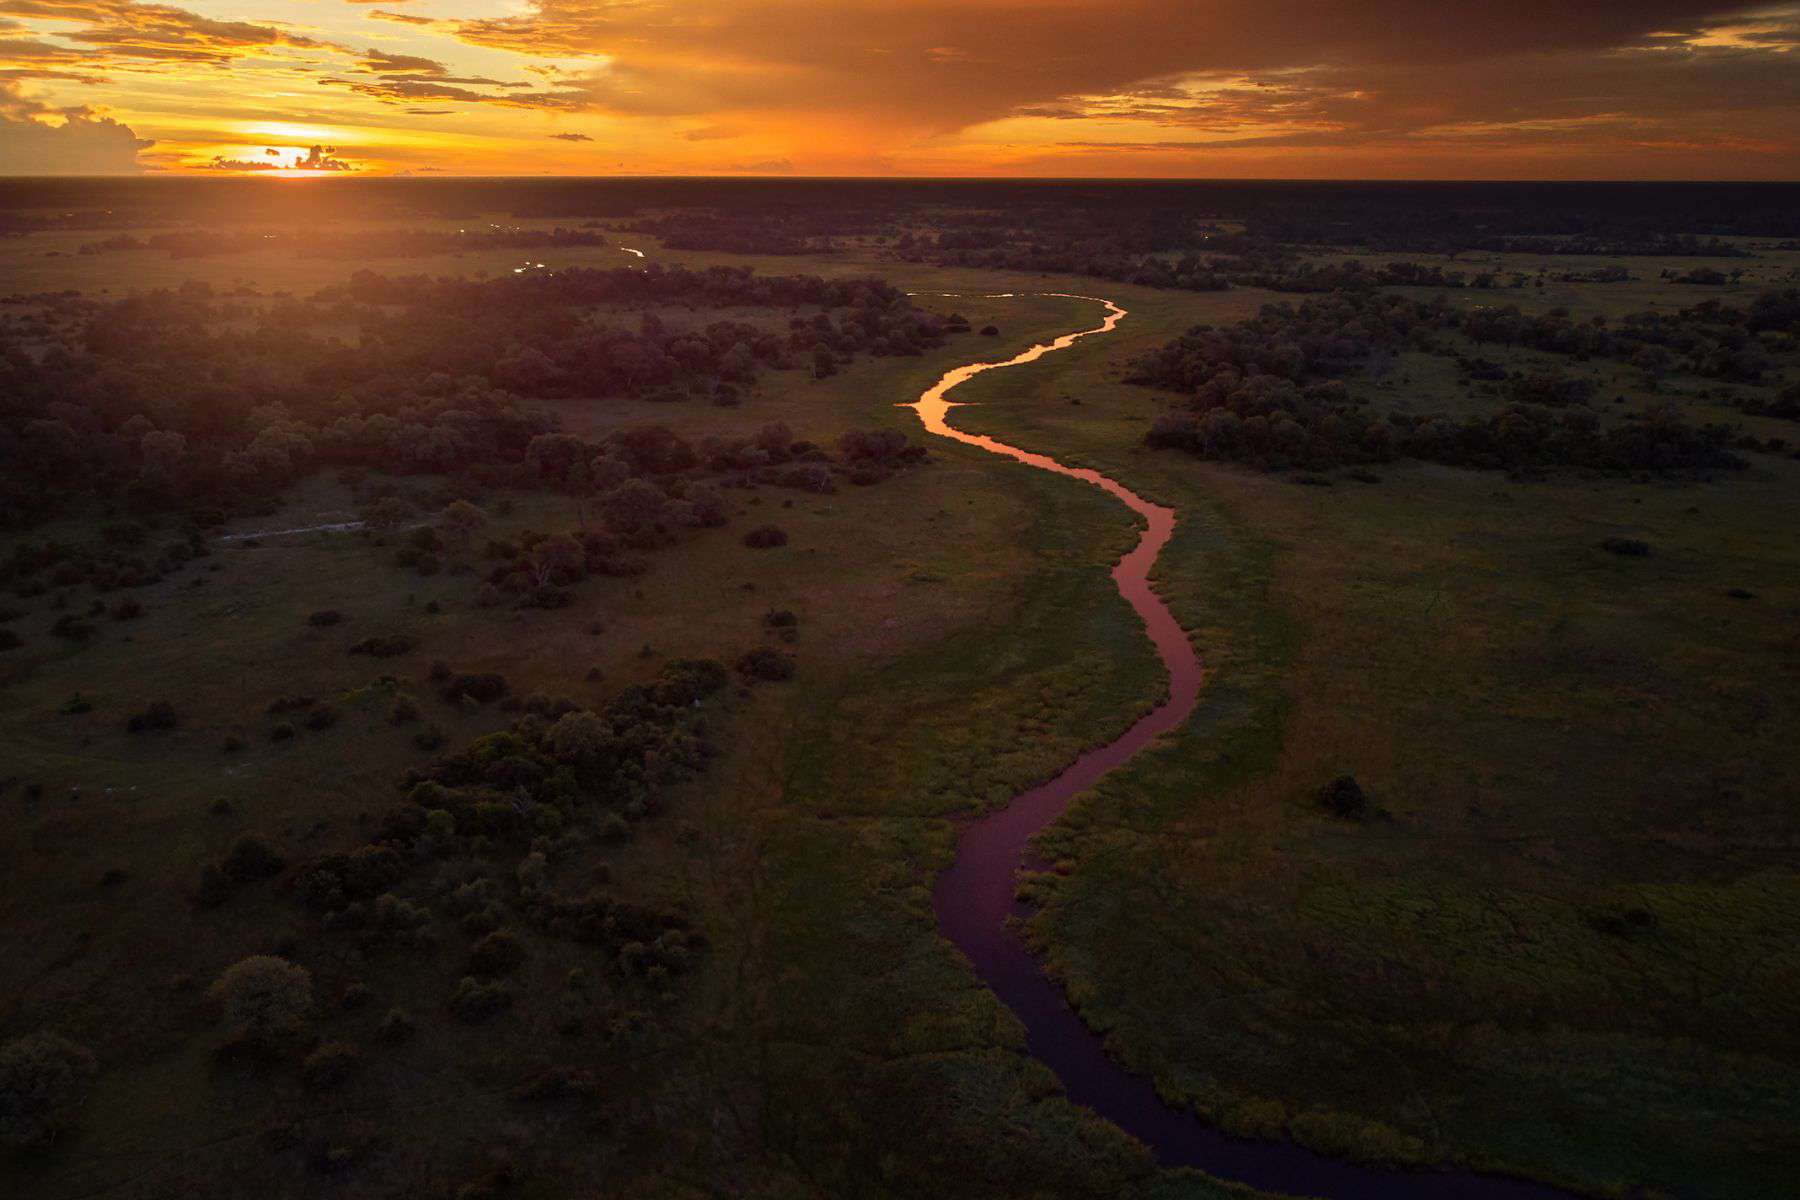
349, 635, 417, 658
294, 847, 404, 910
449, 977, 512, 1023
468, 930, 527, 978
375, 1008, 415, 1044
742, 525, 788, 549
307, 610, 344, 627
221, 835, 285, 883
1600, 537, 1650, 557
301, 1042, 361, 1091
302, 704, 339, 731
442, 673, 508, 704
735, 647, 795, 682
0, 1032, 97, 1151
49, 615, 95, 642
126, 701, 179, 732
512, 1067, 600, 1103
1319, 775, 1367, 818
1589, 907, 1660, 938
762, 609, 797, 628
209, 956, 312, 1049
777, 464, 834, 494
838, 429, 911, 462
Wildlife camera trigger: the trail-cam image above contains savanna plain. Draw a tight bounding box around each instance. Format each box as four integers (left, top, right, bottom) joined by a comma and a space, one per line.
0, 180, 1796, 1200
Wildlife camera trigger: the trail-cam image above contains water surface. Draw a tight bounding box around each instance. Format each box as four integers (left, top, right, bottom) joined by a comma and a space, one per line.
911, 295, 1569, 1200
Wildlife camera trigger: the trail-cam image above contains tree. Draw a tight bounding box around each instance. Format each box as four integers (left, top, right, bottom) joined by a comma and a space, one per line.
360, 496, 413, 533
529, 534, 584, 588
545, 710, 607, 765
138, 429, 187, 481
589, 452, 631, 492
0, 1033, 97, 1151
524, 433, 589, 488
600, 478, 667, 535
438, 500, 487, 549
209, 956, 313, 1049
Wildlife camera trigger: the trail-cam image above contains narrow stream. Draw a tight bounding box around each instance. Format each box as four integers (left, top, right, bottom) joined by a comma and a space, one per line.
911, 295, 1570, 1200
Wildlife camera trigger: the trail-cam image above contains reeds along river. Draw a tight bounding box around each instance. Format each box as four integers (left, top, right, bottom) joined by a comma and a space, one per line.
911, 295, 1569, 1200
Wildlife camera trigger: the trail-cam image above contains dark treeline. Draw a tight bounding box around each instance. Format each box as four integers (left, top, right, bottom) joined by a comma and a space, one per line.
9, 179, 1796, 308
76, 227, 624, 261
626, 197, 1794, 297
6, 177, 1794, 237
626, 208, 889, 255
1456, 288, 1799, 382
1133, 292, 1760, 476
0, 264, 946, 529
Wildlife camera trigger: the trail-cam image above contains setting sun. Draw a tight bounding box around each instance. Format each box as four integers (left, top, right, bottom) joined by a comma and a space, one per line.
1, 7, 1798, 1200
2, 1, 1798, 177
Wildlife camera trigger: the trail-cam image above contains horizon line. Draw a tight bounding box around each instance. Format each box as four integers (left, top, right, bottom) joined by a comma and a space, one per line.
3, 174, 1800, 185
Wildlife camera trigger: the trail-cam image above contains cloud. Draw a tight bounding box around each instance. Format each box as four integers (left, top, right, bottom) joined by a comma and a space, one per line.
0, 87, 148, 171
323, 72, 589, 109
207, 143, 354, 171
549, 130, 591, 140
423, 0, 1799, 173
3, 0, 1796, 176
365, 8, 434, 23
303, 44, 592, 110
680, 123, 743, 141
355, 47, 447, 75
1026, 38, 1800, 158
0, 0, 331, 64
441, 1, 1768, 128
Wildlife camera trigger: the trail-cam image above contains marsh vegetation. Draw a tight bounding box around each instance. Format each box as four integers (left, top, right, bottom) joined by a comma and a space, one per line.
0, 179, 1795, 1200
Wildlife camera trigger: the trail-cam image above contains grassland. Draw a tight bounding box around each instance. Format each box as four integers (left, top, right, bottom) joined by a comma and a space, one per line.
2, 211, 1797, 1199
0, 235, 1249, 1198
933, 264, 1800, 1198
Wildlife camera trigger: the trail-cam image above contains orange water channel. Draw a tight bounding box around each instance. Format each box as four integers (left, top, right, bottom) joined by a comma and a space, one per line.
911, 294, 1568, 1200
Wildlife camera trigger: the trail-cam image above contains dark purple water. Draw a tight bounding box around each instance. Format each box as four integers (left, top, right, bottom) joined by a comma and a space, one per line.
910, 296, 1572, 1200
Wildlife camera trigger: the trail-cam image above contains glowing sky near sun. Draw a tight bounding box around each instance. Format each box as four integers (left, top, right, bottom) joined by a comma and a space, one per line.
1, 0, 1797, 177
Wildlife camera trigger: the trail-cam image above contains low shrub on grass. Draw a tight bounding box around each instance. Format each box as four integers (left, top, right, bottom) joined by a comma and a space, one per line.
743, 525, 788, 549
0, 1032, 98, 1151
126, 700, 179, 732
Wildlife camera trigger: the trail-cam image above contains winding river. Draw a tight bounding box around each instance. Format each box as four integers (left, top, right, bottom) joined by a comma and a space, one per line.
911, 295, 1569, 1200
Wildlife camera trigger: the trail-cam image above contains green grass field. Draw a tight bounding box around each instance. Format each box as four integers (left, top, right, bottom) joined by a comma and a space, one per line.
937, 270, 1800, 1198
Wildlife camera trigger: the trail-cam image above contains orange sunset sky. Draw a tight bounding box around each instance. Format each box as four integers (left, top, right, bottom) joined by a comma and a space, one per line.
1, 0, 1797, 177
